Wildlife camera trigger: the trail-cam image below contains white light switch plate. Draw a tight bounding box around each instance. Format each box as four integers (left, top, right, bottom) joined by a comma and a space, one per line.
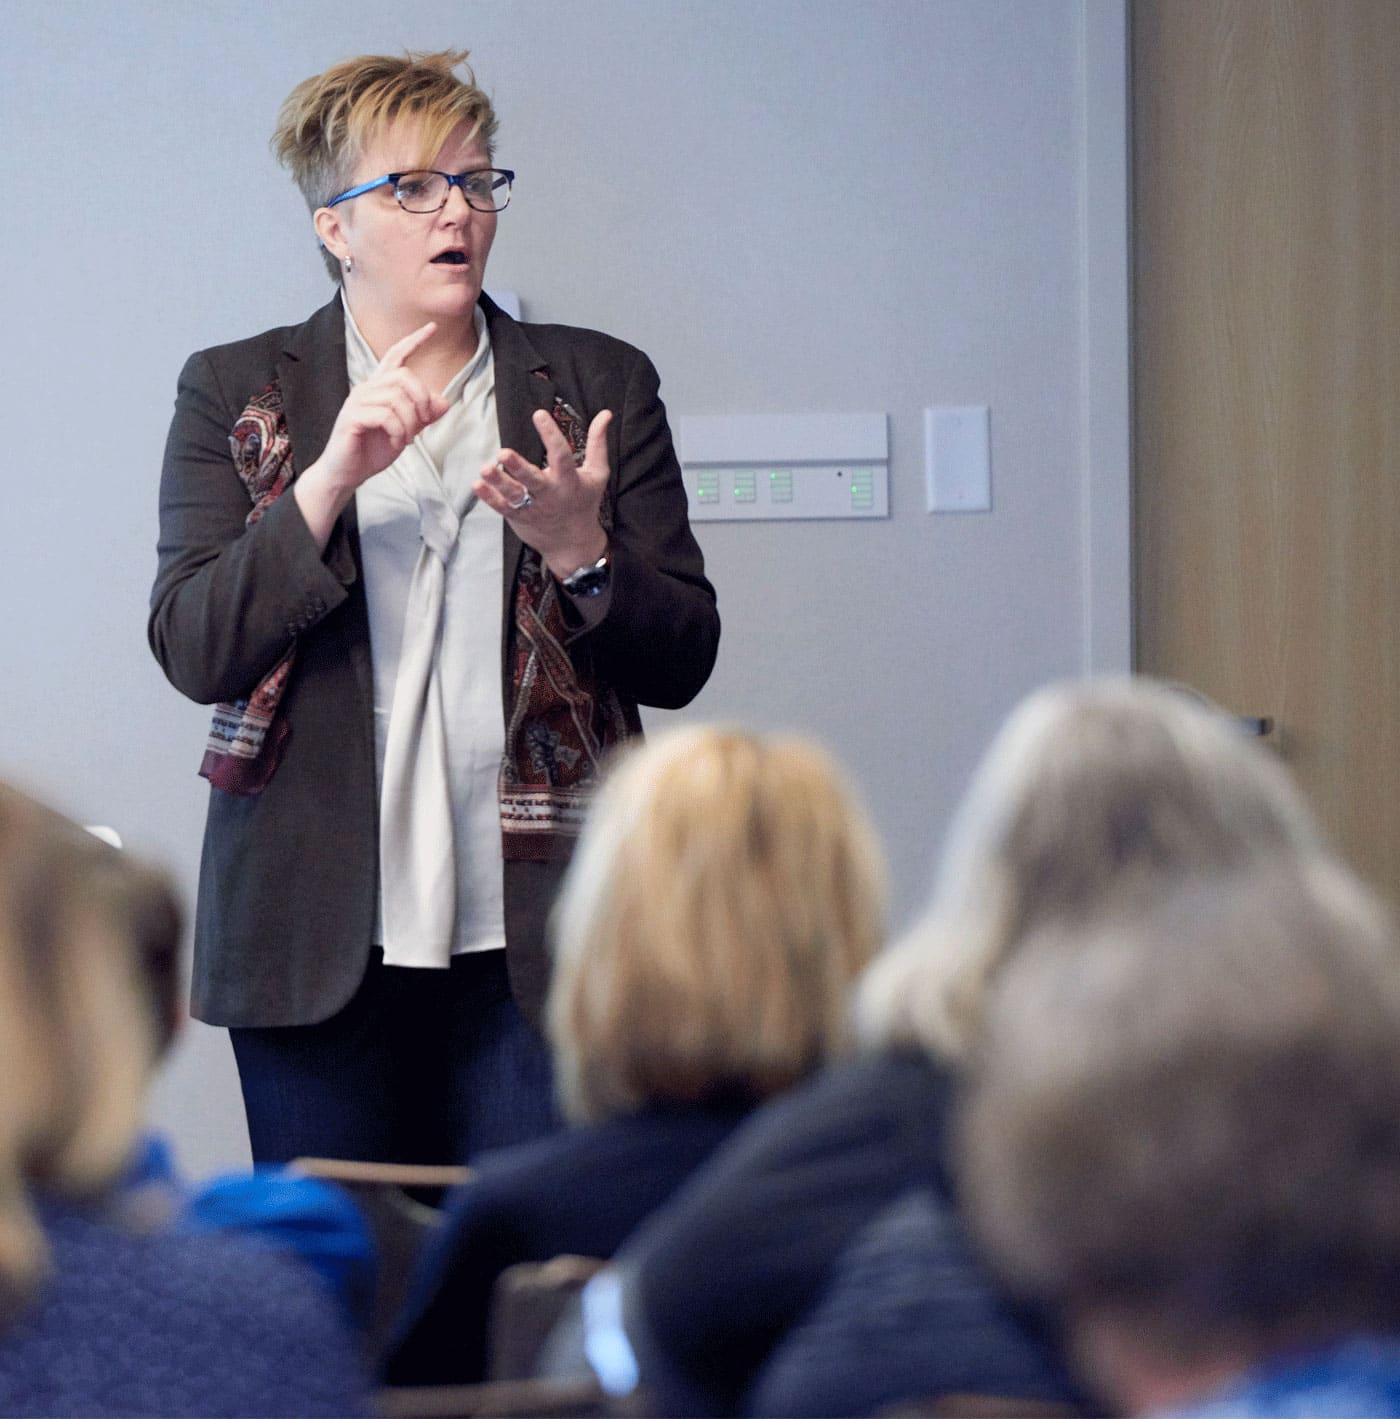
925, 406, 991, 512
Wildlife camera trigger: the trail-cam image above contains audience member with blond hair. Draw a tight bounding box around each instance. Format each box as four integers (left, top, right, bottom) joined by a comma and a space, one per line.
590, 677, 1326, 1416
960, 861, 1400, 1417
0, 782, 370, 1415
382, 725, 884, 1386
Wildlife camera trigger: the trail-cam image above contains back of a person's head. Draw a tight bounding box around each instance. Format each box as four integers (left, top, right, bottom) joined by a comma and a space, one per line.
547, 726, 887, 1123
857, 676, 1322, 1060
957, 859, 1400, 1413
0, 783, 180, 1320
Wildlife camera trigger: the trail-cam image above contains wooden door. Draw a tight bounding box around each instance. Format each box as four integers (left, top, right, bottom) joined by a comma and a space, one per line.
1132, 0, 1400, 905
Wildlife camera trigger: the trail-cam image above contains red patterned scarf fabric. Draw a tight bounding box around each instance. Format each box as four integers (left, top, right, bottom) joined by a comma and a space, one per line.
500, 388, 640, 860
201, 381, 635, 858
199, 384, 296, 794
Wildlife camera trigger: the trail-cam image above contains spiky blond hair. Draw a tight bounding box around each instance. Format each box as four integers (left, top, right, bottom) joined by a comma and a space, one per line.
272, 49, 498, 280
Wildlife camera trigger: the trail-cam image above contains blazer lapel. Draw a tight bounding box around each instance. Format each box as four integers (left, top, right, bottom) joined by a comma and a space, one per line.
276, 293, 375, 713
279, 295, 349, 483
484, 295, 557, 625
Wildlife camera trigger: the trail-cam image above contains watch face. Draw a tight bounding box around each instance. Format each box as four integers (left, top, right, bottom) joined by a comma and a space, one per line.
563, 558, 610, 597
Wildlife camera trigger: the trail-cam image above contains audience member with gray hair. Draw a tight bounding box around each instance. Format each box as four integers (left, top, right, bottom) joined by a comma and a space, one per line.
589, 677, 1328, 1416
960, 860, 1400, 1417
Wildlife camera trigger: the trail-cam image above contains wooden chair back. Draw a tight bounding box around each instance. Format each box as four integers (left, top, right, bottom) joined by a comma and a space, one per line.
486, 1254, 608, 1383
289, 1157, 471, 1362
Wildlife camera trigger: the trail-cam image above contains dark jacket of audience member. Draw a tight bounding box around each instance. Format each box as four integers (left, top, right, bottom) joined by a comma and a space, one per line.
603, 1050, 956, 1411
1, 1195, 368, 1418
746, 1184, 1072, 1417
387, 1098, 752, 1386
383, 726, 886, 1386
601, 678, 1327, 1416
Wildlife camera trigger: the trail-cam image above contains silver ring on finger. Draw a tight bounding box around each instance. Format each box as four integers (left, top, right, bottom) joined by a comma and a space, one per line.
508, 490, 534, 511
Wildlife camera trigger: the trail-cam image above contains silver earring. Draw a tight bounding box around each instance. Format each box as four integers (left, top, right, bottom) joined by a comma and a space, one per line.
343, 256, 353, 274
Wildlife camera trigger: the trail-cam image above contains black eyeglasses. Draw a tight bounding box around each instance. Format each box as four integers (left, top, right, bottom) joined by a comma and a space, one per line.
326, 168, 515, 214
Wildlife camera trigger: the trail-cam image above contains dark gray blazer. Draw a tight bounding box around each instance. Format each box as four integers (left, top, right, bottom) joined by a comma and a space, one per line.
150, 294, 718, 1029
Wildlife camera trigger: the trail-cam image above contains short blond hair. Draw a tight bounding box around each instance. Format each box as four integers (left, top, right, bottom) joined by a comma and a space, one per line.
547, 727, 887, 1123
272, 49, 498, 280
0, 785, 173, 1322
857, 677, 1324, 1062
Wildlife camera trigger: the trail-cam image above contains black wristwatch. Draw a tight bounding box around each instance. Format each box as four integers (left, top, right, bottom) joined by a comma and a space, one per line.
560, 554, 611, 598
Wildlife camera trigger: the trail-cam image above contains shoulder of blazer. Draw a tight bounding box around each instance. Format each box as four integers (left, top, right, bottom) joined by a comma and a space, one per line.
190, 293, 344, 391
482, 294, 645, 391
189, 294, 353, 573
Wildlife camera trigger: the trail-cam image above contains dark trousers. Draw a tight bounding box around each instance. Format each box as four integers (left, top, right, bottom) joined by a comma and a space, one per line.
229, 948, 560, 1166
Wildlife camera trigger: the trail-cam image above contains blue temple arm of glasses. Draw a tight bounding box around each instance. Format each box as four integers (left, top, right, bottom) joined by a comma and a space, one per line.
325, 175, 394, 209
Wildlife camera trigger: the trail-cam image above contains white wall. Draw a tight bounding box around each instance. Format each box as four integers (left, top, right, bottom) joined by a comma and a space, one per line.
0, 0, 1128, 1176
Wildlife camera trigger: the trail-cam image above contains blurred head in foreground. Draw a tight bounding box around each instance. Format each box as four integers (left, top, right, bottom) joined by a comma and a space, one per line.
548, 725, 886, 1123
856, 676, 1323, 1063
0, 782, 182, 1320
958, 861, 1400, 1415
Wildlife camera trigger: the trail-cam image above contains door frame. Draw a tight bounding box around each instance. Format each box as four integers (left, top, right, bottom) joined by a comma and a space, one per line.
1080, 0, 1133, 673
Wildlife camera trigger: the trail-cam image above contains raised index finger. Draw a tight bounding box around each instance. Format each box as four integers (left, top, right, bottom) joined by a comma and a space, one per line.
378, 321, 438, 370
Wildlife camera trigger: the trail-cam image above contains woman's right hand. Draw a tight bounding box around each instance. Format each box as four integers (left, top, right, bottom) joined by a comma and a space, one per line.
294, 322, 449, 550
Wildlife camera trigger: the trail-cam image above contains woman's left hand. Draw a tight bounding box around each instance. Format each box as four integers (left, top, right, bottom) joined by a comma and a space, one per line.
477, 407, 612, 579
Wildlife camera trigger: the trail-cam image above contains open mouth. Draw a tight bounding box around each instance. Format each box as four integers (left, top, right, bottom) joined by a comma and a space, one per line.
432, 251, 468, 265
